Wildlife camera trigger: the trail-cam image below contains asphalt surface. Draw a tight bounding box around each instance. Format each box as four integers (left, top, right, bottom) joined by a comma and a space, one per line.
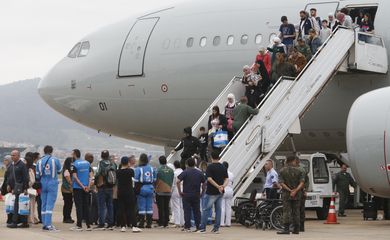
1, 198, 390, 240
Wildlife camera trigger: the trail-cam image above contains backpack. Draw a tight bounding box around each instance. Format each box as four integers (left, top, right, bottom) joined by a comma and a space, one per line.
99, 161, 117, 187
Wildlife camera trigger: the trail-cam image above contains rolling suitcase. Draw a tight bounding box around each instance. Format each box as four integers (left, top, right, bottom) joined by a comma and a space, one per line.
363, 196, 377, 220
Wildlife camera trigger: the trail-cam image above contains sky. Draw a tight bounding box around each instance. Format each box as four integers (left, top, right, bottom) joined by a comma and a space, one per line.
0, 0, 189, 86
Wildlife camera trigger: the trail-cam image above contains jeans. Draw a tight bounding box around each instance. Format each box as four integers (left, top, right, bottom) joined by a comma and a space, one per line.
73, 189, 90, 228
62, 192, 73, 221
201, 194, 222, 230
97, 188, 114, 226
182, 195, 201, 229
201, 194, 212, 224
156, 194, 171, 227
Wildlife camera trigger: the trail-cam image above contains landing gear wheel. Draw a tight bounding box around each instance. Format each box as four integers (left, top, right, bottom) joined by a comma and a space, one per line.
270, 205, 284, 231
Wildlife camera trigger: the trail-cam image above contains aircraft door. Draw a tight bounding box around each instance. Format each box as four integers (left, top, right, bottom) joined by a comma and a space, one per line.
304, 2, 339, 21
118, 17, 159, 77
355, 32, 388, 74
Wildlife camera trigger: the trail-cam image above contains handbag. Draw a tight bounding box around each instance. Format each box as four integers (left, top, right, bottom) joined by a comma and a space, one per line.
213, 130, 229, 148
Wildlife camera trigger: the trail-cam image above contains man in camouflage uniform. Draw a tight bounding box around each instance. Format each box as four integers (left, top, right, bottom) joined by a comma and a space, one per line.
333, 164, 356, 217
277, 156, 305, 235
297, 158, 309, 232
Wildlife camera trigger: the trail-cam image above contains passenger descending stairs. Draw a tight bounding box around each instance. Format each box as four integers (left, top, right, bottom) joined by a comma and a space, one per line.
168, 27, 384, 198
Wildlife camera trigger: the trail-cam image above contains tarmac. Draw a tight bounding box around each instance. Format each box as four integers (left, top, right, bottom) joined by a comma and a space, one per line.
1, 199, 390, 240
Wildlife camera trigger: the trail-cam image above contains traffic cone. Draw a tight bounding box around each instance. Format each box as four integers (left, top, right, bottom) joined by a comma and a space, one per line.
324, 196, 339, 224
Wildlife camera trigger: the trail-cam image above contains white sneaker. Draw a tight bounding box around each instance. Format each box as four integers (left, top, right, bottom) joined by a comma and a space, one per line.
47, 225, 60, 232
132, 227, 142, 233
70, 226, 83, 231
121, 227, 126, 232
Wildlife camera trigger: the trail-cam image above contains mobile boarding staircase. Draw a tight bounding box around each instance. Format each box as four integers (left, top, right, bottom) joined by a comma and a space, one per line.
167, 27, 388, 199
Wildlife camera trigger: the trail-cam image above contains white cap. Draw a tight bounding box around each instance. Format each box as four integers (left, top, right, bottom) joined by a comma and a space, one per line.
273, 37, 281, 43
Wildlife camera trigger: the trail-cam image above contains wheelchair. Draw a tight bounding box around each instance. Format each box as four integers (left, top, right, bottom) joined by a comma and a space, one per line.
233, 190, 284, 231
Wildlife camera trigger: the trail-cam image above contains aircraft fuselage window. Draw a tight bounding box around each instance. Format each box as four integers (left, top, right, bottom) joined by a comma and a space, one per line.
227, 35, 234, 46
312, 157, 330, 184
213, 36, 221, 46
200, 37, 207, 47
255, 34, 262, 44
68, 42, 81, 58
163, 39, 170, 49
186, 37, 194, 48
269, 33, 277, 43
78, 41, 90, 57
241, 34, 249, 45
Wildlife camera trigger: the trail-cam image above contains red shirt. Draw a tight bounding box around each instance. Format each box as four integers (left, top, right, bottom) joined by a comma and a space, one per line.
255, 53, 271, 74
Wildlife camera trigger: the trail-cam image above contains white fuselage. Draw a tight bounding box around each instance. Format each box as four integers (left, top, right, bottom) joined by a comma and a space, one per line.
38, 0, 390, 152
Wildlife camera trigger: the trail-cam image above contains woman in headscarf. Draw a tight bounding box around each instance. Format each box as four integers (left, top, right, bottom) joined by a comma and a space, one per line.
225, 93, 236, 141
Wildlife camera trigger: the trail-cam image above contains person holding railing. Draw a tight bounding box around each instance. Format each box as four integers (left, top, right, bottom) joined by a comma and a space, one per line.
232, 96, 259, 133
171, 127, 201, 170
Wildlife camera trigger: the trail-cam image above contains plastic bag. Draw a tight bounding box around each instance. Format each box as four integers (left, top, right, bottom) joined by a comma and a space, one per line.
213, 130, 229, 148
18, 194, 30, 216
5, 193, 15, 214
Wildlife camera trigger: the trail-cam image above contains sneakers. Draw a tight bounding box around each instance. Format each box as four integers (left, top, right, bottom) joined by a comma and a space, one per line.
121, 227, 127, 232
132, 227, 142, 233
106, 226, 114, 231
85, 226, 92, 231
93, 225, 106, 230
63, 219, 75, 224
195, 229, 206, 234
211, 228, 220, 234
46, 226, 60, 232
70, 226, 83, 231
7, 223, 17, 228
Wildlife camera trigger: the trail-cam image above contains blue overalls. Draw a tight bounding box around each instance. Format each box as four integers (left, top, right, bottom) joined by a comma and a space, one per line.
36, 155, 61, 227
134, 165, 156, 215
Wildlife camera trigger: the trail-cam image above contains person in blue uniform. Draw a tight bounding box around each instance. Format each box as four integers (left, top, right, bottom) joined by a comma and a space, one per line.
70, 149, 92, 231
36, 145, 62, 232
134, 153, 156, 228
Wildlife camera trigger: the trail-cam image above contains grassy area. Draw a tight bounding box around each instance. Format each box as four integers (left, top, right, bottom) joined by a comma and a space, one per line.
0, 168, 4, 178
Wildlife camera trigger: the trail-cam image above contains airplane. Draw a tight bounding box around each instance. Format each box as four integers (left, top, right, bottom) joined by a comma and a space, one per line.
38, 0, 390, 199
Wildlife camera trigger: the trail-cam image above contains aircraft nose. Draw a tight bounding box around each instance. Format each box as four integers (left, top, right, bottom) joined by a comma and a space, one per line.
38, 67, 60, 106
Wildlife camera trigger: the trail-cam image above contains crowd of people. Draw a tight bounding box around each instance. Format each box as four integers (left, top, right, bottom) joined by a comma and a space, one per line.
241, 8, 375, 111
0, 7, 368, 236
0, 146, 235, 234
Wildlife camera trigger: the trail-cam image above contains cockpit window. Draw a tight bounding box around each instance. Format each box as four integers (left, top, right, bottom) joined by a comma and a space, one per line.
78, 41, 90, 57
68, 42, 81, 58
